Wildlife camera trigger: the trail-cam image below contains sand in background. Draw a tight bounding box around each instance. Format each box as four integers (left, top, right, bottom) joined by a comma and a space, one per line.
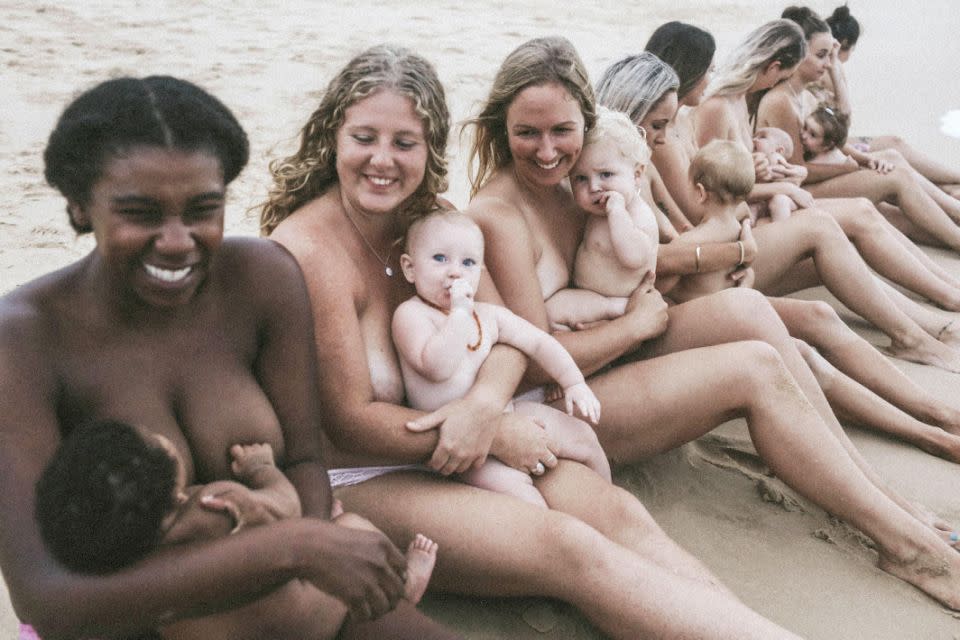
3, 1, 960, 638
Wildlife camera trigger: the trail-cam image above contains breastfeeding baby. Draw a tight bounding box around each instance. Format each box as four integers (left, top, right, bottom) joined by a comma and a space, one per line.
802, 104, 892, 174
392, 210, 611, 507
749, 126, 806, 222
35, 420, 438, 640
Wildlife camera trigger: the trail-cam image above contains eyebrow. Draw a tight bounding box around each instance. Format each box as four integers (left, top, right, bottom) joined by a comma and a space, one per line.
344, 124, 424, 138
112, 191, 225, 205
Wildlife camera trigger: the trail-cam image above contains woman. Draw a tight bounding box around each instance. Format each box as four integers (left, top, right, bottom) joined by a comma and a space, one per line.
690, 20, 960, 372
819, 5, 960, 197
598, 51, 960, 462
0, 76, 456, 640
261, 43, 806, 639
755, 10, 960, 251
466, 35, 960, 611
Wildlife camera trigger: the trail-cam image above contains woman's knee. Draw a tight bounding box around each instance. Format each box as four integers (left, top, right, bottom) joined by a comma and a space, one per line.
795, 300, 842, 332
733, 340, 792, 392
712, 288, 789, 339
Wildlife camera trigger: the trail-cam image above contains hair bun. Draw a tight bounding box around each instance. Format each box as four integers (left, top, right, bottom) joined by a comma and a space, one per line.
831, 5, 852, 20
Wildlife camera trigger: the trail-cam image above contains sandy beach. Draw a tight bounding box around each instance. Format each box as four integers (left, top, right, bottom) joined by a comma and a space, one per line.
3, 1, 960, 637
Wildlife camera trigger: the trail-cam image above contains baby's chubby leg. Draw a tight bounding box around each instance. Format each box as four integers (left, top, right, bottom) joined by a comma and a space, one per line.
334, 512, 439, 605
513, 401, 612, 482
459, 458, 549, 507
768, 194, 795, 221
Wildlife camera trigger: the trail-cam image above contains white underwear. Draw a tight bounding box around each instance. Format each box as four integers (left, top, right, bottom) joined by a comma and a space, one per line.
328, 464, 426, 489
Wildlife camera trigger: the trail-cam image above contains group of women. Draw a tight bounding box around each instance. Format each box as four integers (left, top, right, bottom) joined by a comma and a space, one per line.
4, 5, 960, 639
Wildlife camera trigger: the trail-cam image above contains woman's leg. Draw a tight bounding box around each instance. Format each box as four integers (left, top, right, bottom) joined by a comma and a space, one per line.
767, 296, 960, 433
876, 280, 960, 351
789, 337, 960, 463
339, 604, 463, 640
338, 473, 800, 639
749, 213, 960, 370
805, 168, 960, 251
869, 135, 960, 187
871, 147, 960, 221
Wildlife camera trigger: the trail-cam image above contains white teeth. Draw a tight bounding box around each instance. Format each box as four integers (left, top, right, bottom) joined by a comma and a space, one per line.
144, 263, 192, 283
536, 158, 561, 170
369, 176, 394, 186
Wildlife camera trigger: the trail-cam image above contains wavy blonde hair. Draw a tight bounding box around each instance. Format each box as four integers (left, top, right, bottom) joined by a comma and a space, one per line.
705, 19, 805, 99
260, 45, 450, 235
464, 36, 596, 198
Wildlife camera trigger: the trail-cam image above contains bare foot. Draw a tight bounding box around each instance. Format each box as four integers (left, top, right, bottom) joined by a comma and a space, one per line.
404, 534, 438, 604
917, 429, 960, 465
887, 335, 960, 373
936, 320, 960, 351
877, 538, 960, 609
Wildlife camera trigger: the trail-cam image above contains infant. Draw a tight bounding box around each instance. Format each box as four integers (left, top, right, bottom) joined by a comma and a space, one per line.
663, 140, 756, 303
750, 126, 802, 222
802, 104, 851, 164
35, 419, 437, 640
392, 210, 611, 507
545, 106, 660, 331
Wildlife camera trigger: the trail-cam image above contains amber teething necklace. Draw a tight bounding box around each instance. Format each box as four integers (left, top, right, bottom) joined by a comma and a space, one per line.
343, 208, 394, 277
417, 295, 483, 351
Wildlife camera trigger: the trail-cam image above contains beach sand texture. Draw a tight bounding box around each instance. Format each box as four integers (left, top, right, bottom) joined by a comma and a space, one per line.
3, 1, 960, 637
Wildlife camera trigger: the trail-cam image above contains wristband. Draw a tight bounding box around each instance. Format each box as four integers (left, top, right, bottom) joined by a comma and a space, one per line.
695, 245, 702, 273
736, 241, 745, 267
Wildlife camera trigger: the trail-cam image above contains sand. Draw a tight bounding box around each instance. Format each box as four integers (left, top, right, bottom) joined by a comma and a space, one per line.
2, 1, 960, 638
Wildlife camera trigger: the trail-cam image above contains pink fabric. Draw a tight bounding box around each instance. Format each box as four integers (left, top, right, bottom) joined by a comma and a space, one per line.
19, 624, 41, 640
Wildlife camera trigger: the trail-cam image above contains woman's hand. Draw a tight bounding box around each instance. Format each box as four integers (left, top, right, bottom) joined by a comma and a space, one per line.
731, 266, 756, 289
489, 411, 559, 474
738, 219, 758, 267
406, 395, 503, 475
306, 521, 408, 621
785, 184, 815, 210
866, 155, 894, 174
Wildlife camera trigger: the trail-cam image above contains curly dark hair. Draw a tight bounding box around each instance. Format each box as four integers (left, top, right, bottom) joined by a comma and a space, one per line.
35, 420, 178, 574
44, 76, 249, 233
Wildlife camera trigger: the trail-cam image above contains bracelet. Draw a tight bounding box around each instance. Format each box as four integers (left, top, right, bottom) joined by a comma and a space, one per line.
694, 245, 702, 273
736, 241, 745, 267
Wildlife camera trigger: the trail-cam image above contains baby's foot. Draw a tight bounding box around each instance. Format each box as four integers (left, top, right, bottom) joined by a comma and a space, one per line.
404, 534, 438, 604
230, 443, 276, 479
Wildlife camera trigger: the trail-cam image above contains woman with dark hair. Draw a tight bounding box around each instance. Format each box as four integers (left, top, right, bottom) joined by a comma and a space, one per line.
1, 75, 458, 640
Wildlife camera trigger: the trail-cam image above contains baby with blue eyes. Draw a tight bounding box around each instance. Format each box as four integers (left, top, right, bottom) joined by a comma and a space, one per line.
545, 107, 660, 332
392, 210, 610, 507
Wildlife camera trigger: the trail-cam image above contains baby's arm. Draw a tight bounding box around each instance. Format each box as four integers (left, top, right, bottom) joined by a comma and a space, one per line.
770, 154, 808, 185
545, 288, 627, 331
490, 305, 600, 423
230, 443, 301, 521
391, 284, 475, 382
605, 192, 659, 270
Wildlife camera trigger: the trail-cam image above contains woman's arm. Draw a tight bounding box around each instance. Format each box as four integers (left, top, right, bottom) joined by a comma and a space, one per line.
0, 299, 405, 637
652, 137, 702, 224
693, 97, 734, 148
826, 41, 852, 116
470, 196, 667, 381
647, 163, 690, 234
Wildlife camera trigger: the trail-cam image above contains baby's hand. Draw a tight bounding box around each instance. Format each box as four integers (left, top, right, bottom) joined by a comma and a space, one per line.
448, 279, 474, 312
602, 191, 627, 215
563, 382, 601, 425
230, 443, 276, 480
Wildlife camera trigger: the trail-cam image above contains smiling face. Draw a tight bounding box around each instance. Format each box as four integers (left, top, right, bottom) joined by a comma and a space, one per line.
569, 139, 642, 216
401, 215, 485, 309
73, 147, 225, 310
335, 89, 429, 218
505, 82, 586, 187
797, 31, 834, 83
638, 91, 678, 148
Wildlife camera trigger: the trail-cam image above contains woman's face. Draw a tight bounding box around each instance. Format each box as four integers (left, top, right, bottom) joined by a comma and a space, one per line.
798, 31, 834, 83
505, 82, 586, 187
75, 147, 225, 309
682, 60, 715, 107
638, 91, 679, 149
335, 89, 428, 217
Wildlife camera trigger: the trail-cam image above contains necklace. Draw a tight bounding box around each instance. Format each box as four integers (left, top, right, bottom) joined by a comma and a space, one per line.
343, 208, 394, 277
417, 295, 483, 351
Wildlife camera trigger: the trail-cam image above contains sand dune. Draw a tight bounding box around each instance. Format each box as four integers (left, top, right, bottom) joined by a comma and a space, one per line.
3, 1, 959, 637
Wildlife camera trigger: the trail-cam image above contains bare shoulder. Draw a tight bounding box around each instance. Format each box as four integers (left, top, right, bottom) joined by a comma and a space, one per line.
213, 236, 310, 313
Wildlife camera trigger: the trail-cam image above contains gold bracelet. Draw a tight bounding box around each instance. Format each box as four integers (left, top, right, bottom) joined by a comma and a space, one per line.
695, 245, 702, 273
736, 241, 745, 267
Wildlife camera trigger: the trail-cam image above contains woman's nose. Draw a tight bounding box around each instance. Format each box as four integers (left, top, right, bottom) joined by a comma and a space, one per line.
155, 218, 194, 254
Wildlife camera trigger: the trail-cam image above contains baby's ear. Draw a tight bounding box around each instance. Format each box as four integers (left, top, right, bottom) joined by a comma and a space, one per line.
694, 182, 709, 204
399, 253, 416, 284
634, 163, 646, 184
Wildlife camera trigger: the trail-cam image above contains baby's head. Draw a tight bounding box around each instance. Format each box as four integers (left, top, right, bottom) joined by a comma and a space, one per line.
35, 420, 186, 574
570, 106, 650, 216
689, 139, 755, 206
802, 104, 849, 158
752, 126, 794, 159
401, 209, 485, 310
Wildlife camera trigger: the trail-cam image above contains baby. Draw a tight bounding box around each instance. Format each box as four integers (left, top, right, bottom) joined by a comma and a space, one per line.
663, 140, 756, 303
392, 210, 611, 507
35, 419, 438, 640
803, 104, 894, 175
545, 106, 660, 331
750, 127, 802, 222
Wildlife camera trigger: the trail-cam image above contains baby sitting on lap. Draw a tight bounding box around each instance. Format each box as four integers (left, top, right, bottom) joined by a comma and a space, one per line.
750, 126, 804, 222
392, 210, 611, 507
545, 106, 660, 331
663, 140, 756, 303
35, 420, 438, 640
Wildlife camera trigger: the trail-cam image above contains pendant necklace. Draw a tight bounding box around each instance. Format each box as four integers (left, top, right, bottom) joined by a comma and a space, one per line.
344, 208, 394, 277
